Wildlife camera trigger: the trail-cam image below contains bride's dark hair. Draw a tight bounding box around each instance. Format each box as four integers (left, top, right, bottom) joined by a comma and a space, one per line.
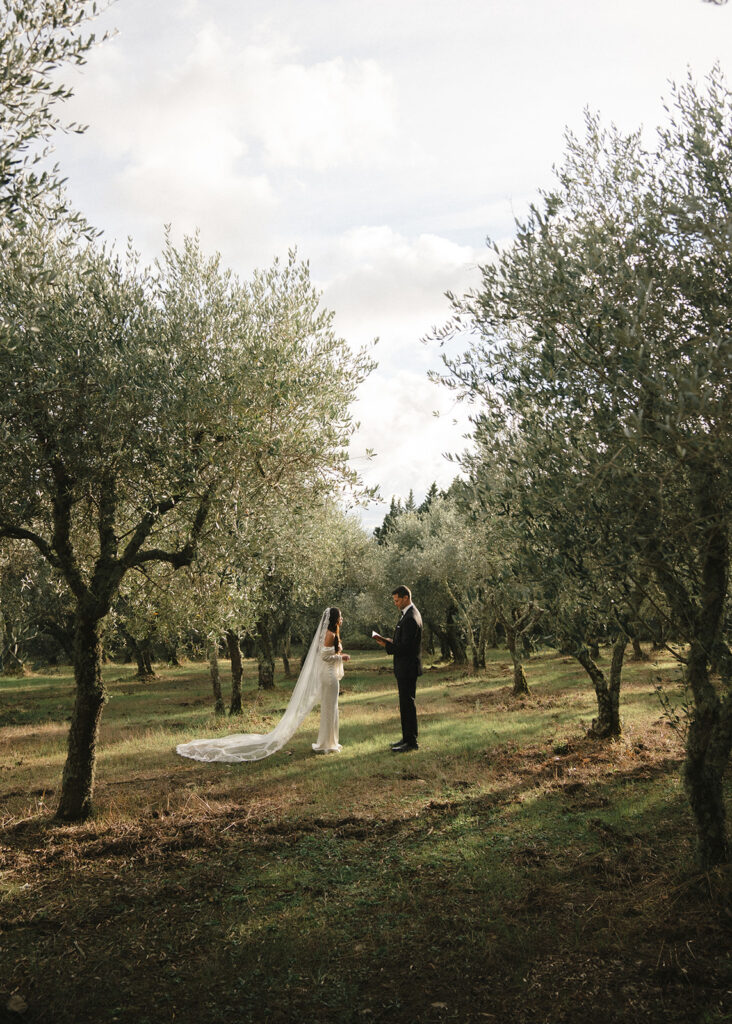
326, 606, 342, 653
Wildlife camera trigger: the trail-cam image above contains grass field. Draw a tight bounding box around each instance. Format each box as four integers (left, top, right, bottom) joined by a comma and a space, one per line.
0, 647, 729, 1024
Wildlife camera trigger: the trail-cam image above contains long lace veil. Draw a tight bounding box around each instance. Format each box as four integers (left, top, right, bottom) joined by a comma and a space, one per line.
176, 608, 331, 763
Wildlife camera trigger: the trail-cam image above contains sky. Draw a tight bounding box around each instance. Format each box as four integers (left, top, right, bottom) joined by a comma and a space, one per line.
52, 0, 732, 529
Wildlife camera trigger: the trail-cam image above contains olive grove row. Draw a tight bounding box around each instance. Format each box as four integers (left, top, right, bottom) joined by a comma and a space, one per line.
0, 3, 729, 869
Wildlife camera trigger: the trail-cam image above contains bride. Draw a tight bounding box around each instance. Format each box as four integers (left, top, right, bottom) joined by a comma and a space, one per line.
176, 607, 350, 763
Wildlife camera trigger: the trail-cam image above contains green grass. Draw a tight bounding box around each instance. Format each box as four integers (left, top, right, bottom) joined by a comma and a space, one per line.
0, 647, 729, 1024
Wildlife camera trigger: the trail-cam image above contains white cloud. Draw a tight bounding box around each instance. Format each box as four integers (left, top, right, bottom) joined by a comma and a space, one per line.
349, 370, 474, 530
320, 226, 486, 358
315, 226, 483, 521
116, 164, 276, 259
68, 21, 396, 173
62, 21, 397, 262
241, 48, 396, 170
51, 0, 732, 529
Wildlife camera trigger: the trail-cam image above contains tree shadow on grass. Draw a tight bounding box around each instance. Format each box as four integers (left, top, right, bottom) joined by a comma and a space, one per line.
0, 747, 725, 1024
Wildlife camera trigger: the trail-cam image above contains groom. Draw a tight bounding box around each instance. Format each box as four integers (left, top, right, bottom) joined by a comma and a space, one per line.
374, 585, 422, 752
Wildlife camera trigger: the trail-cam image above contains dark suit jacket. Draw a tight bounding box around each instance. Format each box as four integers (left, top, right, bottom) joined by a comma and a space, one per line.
385, 605, 423, 678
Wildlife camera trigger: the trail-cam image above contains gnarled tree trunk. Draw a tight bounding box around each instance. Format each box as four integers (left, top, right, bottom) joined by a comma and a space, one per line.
208, 639, 225, 714
132, 641, 146, 678
226, 630, 243, 715
165, 643, 180, 667
56, 613, 106, 820
631, 635, 647, 661
472, 608, 491, 670
424, 618, 450, 662
575, 639, 624, 738
628, 582, 649, 661
504, 623, 529, 696
647, 471, 730, 867
683, 642, 731, 868
123, 628, 156, 680
142, 642, 155, 678
445, 605, 468, 665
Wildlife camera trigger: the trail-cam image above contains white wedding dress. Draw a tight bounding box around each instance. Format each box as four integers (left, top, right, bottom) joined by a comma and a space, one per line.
311, 644, 343, 754
176, 608, 343, 763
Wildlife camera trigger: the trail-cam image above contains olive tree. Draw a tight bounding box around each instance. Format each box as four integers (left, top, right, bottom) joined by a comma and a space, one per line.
0, 224, 373, 820
244, 499, 372, 687
371, 495, 472, 664
465, 424, 649, 734
434, 72, 732, 866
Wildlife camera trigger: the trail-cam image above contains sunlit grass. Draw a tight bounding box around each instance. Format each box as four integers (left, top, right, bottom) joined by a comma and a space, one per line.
1, 645, 728, 1024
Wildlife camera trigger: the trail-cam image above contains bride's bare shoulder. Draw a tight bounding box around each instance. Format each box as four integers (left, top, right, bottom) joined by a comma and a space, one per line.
323, 629, 335, 647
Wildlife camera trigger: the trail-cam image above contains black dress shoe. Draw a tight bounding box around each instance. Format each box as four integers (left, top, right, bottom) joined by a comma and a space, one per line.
391, 742, 418, 753
390, 739, 406, 749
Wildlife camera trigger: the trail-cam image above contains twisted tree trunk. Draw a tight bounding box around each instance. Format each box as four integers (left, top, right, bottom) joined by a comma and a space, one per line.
208, 639, 225, 714
123, 627, 155, 680
575, 639, 624, 738
647, 470, 730, 866
165, 643, 181, 667
56, 612, 106, 820
505, 624, 529, 696
684, 643, 731, 868
445, 605, 468, 665
142, 643, 154, 677
631, 635, 647, 661
425, 618, 450, 662
131, 641, 146, 678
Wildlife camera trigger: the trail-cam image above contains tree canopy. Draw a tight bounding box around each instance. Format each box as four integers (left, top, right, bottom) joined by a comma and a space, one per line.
432, 70, 732, 867
0, 222, 374, 817
0, 0, 105, 224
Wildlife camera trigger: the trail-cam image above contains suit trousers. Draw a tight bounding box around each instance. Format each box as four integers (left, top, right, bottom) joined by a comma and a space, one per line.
396, 671, 418, 746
